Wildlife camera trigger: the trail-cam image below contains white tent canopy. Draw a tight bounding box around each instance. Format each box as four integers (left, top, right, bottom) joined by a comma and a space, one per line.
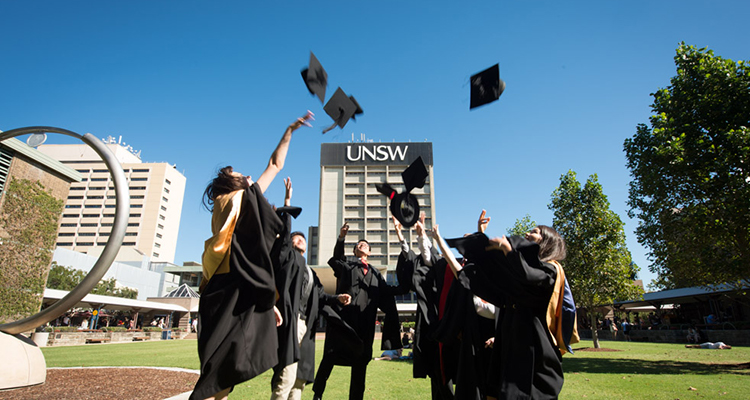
43, 288, 188, 313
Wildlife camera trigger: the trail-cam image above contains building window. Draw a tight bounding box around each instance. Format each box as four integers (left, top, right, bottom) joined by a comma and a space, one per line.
154, 243, 161, 248
165, 179, 171, 185
61, 223, 77, 227
160, 206, 167, 211
90, 178, 107, 182
76, 169, 88, 173
159, 215, 166, 220
96, 242, 107, 246
87, 195, 104, 199
65, 205, 81, 209
158, 224, 164, 229
62, 214, 79, 218
153, 252, 160, 257
131, 204, 142, 208
80, 223, 97, 227
122, 242, 136, 246
156, 233, 162, 239
89, 186, 106, 190
93, 169, 108, 173
101, 223, 113, 227
130, 213, 141, 218
56, 242, 73, 246
132, 169, 149, 173
125, 232, 137, 236
58, 233, 74, 237
131, 177, 148, 182
162, 196, 168, 202
82, 214, 99, 218
130, 186, 146, 190
103, 214, 114, 218
130, 195, 144, 199
76, 242, 94, 246
84, 204, 102, 208
69, 187, 85, 191
164, 188, 170, 194
79, 233, 96, 236
127, 223, 140, 227
100, 232, 111, 236
105, 205, 115, 208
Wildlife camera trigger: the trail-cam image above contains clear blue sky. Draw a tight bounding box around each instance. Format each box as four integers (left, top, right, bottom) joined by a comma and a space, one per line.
2, 1, 748, 289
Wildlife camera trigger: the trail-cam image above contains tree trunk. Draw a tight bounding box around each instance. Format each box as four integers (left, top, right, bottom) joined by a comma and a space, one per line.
589, 311, 600, 348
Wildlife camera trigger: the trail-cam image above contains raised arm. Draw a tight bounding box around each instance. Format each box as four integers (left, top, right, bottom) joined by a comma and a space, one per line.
392, 216, 409, 254
477, 209, 490, 234
430, 225, 463, 278
256, 111, 314, 193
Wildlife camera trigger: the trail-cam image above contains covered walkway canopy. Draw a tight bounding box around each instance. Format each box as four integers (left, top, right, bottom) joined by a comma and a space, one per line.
43, 288, 188, 313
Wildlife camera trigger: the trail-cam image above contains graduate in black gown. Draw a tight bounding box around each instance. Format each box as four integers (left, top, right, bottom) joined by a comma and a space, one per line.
433, 219, 578, 400
191, 112, 313, 400
393, 214, 458, 400
312, 223, 402, 400
271, 177, 351, 399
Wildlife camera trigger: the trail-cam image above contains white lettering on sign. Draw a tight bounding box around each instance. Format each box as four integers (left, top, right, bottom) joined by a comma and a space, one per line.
346, 145, 409, 162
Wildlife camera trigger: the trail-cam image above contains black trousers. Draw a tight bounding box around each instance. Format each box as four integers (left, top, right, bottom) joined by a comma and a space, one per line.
313, 355, 368, 400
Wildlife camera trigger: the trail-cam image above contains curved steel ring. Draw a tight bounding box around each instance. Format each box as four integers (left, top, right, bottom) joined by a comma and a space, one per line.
0, 127, 129, 335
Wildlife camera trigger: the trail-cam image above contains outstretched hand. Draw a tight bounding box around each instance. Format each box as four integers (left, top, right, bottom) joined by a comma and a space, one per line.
284, 177, 292, 206
478, 209, 491, 234
291, 110, 315, 130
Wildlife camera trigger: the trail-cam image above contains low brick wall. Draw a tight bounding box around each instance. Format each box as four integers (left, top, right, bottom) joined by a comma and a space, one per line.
578, 328, 750, 346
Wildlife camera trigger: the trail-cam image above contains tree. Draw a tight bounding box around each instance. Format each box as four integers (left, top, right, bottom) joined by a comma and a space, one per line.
506, 214, 537, 237
550, 171, 642, 348
624, 43, 750, 290
47, 263, 138, 299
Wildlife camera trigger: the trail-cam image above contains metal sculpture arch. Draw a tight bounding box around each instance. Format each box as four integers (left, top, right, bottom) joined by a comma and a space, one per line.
0, 127, 129, 335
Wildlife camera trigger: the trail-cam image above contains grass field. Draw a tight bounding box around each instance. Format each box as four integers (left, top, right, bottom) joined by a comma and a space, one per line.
42, 339, 750, 399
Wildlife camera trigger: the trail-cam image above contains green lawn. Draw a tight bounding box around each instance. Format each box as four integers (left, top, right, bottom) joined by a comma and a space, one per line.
42, 339, 750, 399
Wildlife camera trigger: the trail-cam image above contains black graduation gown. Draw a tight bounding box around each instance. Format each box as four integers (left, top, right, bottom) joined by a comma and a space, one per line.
191, 183, 284, 400
321, 237, 401, 366
397, 248, 459, 400
434, 259, 495, 400
458, 235, 563, 400
272, 206, 339, 384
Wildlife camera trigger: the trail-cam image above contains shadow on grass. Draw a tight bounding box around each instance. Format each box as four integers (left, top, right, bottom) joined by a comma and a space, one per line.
565, 357, 750, 376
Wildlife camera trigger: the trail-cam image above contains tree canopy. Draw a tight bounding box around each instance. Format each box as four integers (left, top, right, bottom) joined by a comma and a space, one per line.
506, 214, 537, 237
624, 43, 750, 290
47, 262, 139, 299
550, 171, 642, 347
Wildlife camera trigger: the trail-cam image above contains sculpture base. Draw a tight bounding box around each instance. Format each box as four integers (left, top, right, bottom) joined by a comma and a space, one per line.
0, 331, 46, 390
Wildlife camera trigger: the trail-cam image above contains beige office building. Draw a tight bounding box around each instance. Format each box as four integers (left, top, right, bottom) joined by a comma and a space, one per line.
312, 142, 435, 272
38, 137, 186, 263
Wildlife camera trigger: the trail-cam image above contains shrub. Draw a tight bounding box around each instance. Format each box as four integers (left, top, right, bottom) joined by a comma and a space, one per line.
143, 327, 162, 332
102, 326, 127, 332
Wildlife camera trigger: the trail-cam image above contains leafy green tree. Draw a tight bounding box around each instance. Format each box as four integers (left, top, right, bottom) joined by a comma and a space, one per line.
624, 43, 750, 290
0, 179, 64, 324
47, 264, 138, 299
506, 214, 537, 237
550, 171, 642, 348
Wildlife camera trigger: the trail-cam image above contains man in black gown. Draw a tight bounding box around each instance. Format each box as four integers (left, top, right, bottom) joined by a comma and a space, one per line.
271, 178, 351, 399
312, 223, 402, 400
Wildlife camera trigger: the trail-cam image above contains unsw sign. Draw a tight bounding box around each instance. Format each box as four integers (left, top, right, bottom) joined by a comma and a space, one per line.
320, 142, 433, 166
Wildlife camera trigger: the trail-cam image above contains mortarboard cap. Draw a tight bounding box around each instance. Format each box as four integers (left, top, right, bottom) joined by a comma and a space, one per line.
375, 157, 428, 227
301, 52, 328, 104
401, 156, 428, 193
322, 87, 358, 133
445, 233, 490, 261
470, 64, 505, 110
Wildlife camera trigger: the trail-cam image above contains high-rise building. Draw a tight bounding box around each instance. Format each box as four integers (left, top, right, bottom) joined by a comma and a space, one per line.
38, 136, 186, 263
312, 141, 435, 297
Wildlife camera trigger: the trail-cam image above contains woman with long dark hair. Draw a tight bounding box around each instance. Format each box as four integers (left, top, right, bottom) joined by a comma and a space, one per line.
432, 218, 578, 400
190, 111, 313, 400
